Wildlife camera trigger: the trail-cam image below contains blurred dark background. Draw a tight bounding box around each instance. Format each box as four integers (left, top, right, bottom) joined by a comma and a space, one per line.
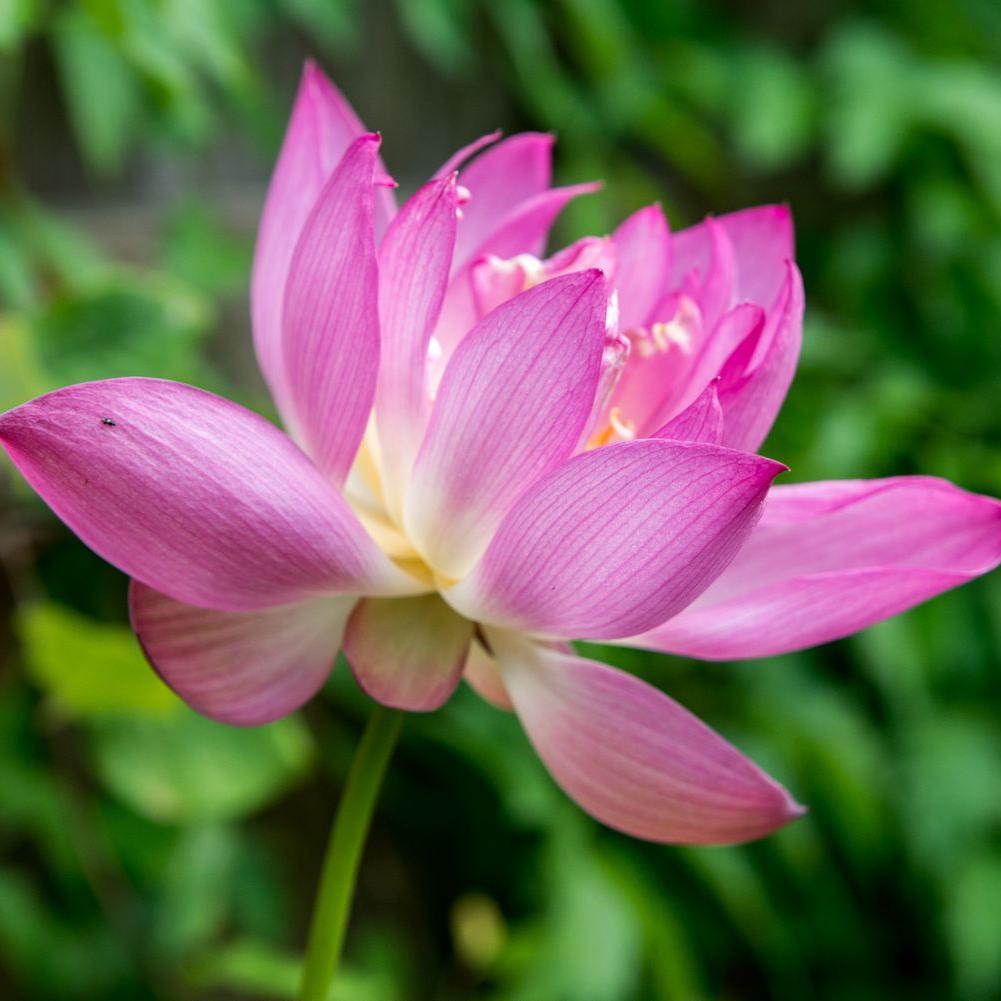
2, 1, 1001, 998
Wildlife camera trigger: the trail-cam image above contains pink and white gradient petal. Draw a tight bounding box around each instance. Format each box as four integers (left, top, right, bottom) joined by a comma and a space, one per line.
252, 62, 391, 425
612, 204, 672, 331
130, 582, 353, 726
491, 631, 804, 844
376, 174, 459, 519
405, 271, 608, 579
0, 378, 419, 611
629, 476, 1001, 660
446, 439, 785, 639
344, 594, 473, 711
282, 134, 382, 486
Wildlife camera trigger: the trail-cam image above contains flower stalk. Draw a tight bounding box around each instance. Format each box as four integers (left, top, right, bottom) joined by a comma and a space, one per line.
298, 704, 404, 1001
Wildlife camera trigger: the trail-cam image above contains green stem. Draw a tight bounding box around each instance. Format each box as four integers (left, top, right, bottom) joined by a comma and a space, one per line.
298, 704, 404, 1001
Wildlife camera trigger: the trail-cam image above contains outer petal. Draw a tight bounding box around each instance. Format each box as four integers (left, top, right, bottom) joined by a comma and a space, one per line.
612, 204, 671, 331
718, 263, 804, 453
652, 380, 724, 445
463, 640, 513, 710
454, 133, 554, 269
282, 134, 381, 484
631, 477, 1001, 660
406, 271, 608, 579
130, 582, 352, 726
0, 379, 418, 610
671, 205, 793, 308
252, 62, 391, 422
343, 594, 472, 711
447, 439, 785, 639
376, 175, 459, 519
492, 632, 803, 844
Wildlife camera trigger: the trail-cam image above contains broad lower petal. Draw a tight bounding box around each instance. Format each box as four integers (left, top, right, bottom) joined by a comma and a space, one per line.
718, 263, 804, 453
463, 640, 513, 710
630, 476, 1001, 659
612, 204, 671, 331
492, 632, 803, 844
130, 582, 352, 725
447, 439, 784, 639
0, 379, 419, 610
376, 175, 459, 519
406, 271, 608, 579
343, 594, 472, 711
252, 62, 391, 423
283, 134, 381, 485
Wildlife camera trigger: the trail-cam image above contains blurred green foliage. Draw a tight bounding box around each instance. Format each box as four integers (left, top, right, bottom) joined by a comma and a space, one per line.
1, 1, 1000, 999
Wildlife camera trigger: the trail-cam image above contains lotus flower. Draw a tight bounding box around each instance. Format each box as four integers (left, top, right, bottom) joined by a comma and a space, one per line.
3, 63, 1000, 847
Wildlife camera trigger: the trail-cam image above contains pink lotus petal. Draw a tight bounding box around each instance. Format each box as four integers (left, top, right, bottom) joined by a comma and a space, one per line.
491, 632, 804, 844
435, 129, 503, 178
653, 380, 724, 444
376, 174, 459, 518
613, 204, 672, 331
672, 204, 793, 309
718, 263, 804, 452
453, 133, 554, 268
463, 640, 513, 710
343, 594, 472, 711
0, 379, 418, 610
282, 134, 381, 485
130, 581, 353, 726
447, 439, 785, 639
406, 271, 608, 579
692, 217, 736, 332
630, 476, 1001, 659
252, 62, 391, 424
436, 183, 602, 358
469, 236, 615, 321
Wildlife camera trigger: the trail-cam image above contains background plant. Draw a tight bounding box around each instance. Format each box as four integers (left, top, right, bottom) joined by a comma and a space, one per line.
1, 1, 1000, 998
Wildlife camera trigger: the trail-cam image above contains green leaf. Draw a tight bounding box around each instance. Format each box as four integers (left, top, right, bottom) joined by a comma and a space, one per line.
18, 602, 181, 719
29, 271, 211, 386
731, 45, 816, 170
0, 0, 41, 52
50, 6, 143, 173
92, 707, 314, 824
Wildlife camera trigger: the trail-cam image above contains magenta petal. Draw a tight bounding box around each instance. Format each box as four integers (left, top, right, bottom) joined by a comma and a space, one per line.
653, 380, 724, 445
672, 204, 794, 309
612, 204, 672, 330
492, 632, 803, 844
454, 132, 554, 268
406, 271, 608, 578
343, 594, 472, 711
377, 174, 459, 517
0, 379, 417, 610
435, 130, 503, 179
448, 439, 785, 639
252, 62, 391, 423
130, 582, 352, 726
282, 134, 381, 484
718, 263, 804, 453
436, 182, 602, 358
631, 476, 1001, 659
